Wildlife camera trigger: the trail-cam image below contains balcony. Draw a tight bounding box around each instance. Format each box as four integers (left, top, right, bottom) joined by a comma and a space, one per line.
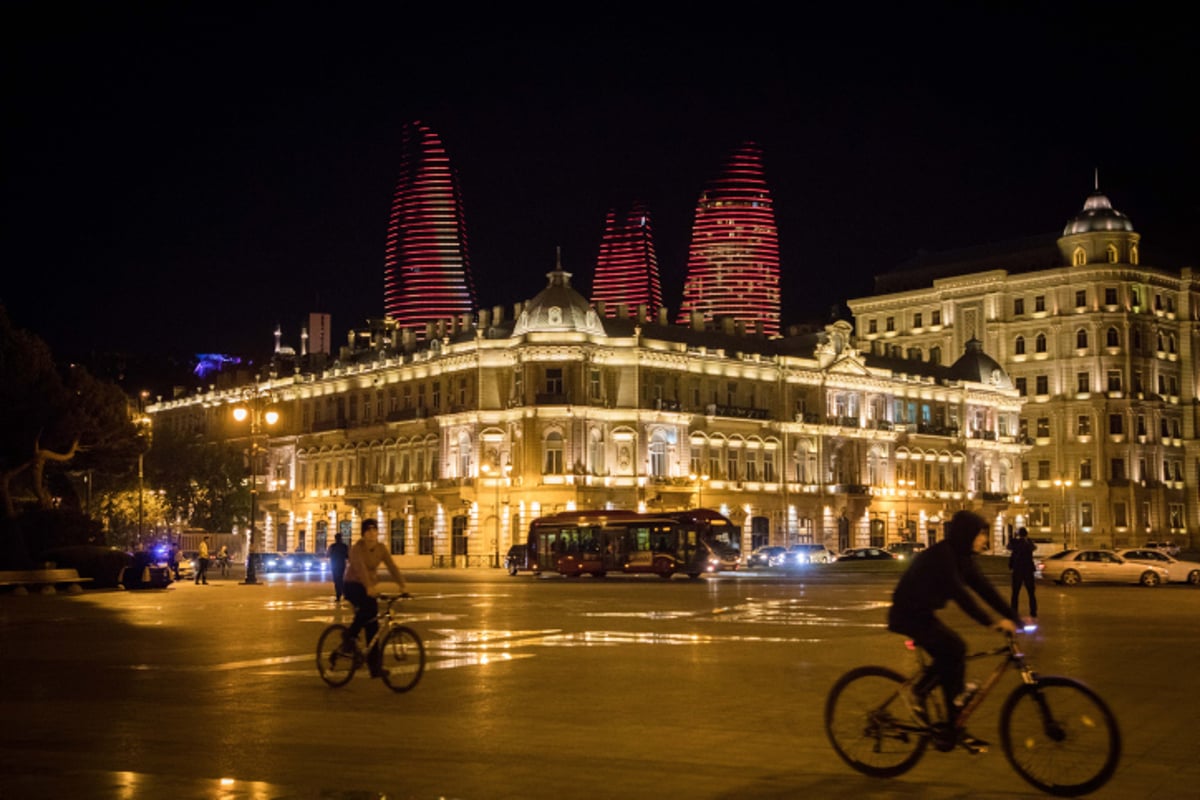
709, 404, 770, 420
535, 392, 571, 405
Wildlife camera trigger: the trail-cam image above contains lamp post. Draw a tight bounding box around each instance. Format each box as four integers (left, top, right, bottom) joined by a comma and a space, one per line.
898, 478, 915, 540
232, 391, 280, 585
1053, 477, 1073, 548
481, 462, 511, 567
689, 473, 709, 509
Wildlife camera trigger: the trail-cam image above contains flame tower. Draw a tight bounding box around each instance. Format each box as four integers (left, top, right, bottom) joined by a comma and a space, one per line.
590, 201, 663, 316
676, 142, 781, 335
383, 121, 477, 337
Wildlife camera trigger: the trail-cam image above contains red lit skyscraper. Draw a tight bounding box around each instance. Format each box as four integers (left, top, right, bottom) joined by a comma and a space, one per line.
590, 201, 663, 317
676, 142, 781, 336
383, 121, 477, 338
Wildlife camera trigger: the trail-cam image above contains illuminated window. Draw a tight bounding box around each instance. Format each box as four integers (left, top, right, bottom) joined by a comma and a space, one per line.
1107, 244, 1118, 263
1077, 415, 1091, 436
543, 432, 564, 474
1073, 247, 1086, 266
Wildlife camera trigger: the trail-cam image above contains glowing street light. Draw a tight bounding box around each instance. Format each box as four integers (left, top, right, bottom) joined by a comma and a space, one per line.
232, 392, 280, 585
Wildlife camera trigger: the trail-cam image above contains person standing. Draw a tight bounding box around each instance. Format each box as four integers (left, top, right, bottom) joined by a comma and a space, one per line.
217, 544, 230, 577
342, 519, 407, 679
328, 532, 349, 603
1008, 527, 1038, 620
195, 536, 210, 585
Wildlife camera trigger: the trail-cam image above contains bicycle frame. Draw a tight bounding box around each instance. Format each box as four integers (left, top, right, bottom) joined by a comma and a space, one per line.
908, 635, 1033, 732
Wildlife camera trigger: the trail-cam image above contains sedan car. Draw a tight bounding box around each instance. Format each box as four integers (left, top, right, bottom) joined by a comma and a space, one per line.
1038, 549, 1169, 587
784, 543, 837, 565
746, 545, 787, 568
837, 547, 895, 561
259, 552, 297, 573
1116, 548, 1200, 585
292, 553, 329, 574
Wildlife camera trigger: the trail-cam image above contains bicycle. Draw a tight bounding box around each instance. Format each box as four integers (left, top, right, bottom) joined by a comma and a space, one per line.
825, 631, 1120, 797
316, 592, 426, 693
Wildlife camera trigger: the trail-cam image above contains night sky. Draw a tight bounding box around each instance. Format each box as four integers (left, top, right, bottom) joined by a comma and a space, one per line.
4, 4, 1196, 378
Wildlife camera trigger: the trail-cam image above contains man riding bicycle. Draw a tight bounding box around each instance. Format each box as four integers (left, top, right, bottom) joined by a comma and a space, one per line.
342, 518, 408, 679
887, 510, 1019, 752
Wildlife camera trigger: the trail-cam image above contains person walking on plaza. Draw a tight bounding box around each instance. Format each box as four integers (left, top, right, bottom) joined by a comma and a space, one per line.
1007, 527, 1038, 621
328, 532, 349, 603
216, 544, 230, 577
194, 536, 210, 585
342, 519, 407, 679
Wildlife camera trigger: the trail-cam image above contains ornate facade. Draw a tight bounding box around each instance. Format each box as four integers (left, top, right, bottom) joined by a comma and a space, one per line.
149, 263, 1026, 566
849, 186, 1199, 549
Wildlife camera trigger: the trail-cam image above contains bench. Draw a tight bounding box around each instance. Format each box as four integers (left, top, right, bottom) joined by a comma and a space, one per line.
0, 568, 93, 595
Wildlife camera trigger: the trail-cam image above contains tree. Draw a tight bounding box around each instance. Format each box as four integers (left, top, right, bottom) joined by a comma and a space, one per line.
144, 425, 247, 532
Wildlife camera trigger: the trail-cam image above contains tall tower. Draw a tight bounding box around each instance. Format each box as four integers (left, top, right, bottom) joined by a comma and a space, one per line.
676, 142, 781, 336
383, 121, 477, 338
590, 201, 664, 317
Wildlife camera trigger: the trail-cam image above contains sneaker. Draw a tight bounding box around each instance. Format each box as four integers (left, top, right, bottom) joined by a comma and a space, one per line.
959, 730, 990, 753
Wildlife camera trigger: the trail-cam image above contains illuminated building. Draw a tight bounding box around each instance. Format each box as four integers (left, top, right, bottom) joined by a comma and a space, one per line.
383, 121, 477, 339
591, 202, 663, 317
677, 142, 781, 336
149, 259, 1025, 565
849, 183, 1199, 548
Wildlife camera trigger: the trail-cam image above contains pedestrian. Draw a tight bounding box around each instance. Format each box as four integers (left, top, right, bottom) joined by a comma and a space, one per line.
169, 546, 180, 581
195, 535, 210, 585
328, 532, 349, 603
342, 519, 407, 679
1007, 526, 1038, 621
217, 544, 230, 577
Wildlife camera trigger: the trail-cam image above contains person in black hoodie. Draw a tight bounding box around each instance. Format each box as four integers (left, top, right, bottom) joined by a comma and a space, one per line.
1007, 527, 1038, 620
888, 510, 1020, 751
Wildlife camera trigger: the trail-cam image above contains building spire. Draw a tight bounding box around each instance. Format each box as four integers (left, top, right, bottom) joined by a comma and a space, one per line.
1094, 167, 1100, 191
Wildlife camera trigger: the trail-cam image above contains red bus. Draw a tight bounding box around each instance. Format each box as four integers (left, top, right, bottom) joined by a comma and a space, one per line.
525, 508, 738, 579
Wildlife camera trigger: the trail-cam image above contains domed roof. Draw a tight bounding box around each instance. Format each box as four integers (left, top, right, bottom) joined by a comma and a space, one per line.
1062, 189, 1134, 235
949, 338, 1012, 389
512, 261, 607, 337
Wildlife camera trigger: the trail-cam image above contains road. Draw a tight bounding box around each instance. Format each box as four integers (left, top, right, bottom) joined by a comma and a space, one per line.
1, 559, 1197, 799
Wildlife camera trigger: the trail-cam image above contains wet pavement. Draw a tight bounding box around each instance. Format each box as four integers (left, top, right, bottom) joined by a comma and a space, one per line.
1, 559, 1198, 799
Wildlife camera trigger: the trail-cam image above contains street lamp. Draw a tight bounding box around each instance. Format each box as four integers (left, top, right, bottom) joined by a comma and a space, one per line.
232, 392, 280, 585
689, 473, 709, 509
481, 462, 512, 567
1053, 477, 1073, 548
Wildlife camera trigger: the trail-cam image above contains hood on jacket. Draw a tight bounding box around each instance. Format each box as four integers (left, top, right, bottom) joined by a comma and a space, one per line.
946, 510, 988, 557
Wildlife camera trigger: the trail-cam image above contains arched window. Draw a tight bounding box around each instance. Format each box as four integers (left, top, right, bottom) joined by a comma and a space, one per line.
1035, 333, 1047, 353
1076, 329, 1088, 349
457, 431, 472, 478
589, 429, 605, 475
1106, 244, 1118, 263
1169, 334, 1177, 354
1014, 336, 1025, 355
929, 346, 941, 365
543, 432, 564, 474
649, 431, 668, 478
1131, 244, 1139, 265
1072, 247, 1086, 266
1106, 327, 1120, 348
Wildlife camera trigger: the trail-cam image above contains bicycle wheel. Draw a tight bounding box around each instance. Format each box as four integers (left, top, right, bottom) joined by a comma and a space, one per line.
380, 625, 425, 693
316, 623, 358, 687
1000, 676, 1121, 797
825, 666, 929, 778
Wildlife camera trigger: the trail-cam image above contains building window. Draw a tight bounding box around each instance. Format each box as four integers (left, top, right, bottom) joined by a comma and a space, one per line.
1107, 370, 1122, 392
1015, 377, 1027, 396
1073, 248, 1086, 266
1014, 298, 1024, 316
1170, 504, 1183, 529
649, 432, 668, 478
1035, 333, 1047, 353
1035, 375, 1048, 395
1105, 287, 1118, 306
431, 381, 440, 410
1080, 502, 1094, 528
1079, 458, 1092, 481
1077, 372, 1089, 393
543, 432, 564, 474
1111, 458, 1125, 481
929, 346, 940, 364
886, 317, 895, 332
913, 312, 922, 329
545, 367, 564, 395
931, 310, 941, 325
418, 517, 434, 555
589, 368, 601, 400
1037, 460, 1050, 480
1014, 336, 1025, 355
1075, 289, 1086, 308
1035, 296, 1046, 313
390, 518, 406, 555
1036, 418, 1050, 438
1136, 415, 1147, 437
1076, 329, 1088, 349
763, 452, 776, 482
727, 450, 739, 481
1077, 415, 1092, 437
1113, 502, 1127, 527
868, 319, 877, 334
1109, 414, 1123, 435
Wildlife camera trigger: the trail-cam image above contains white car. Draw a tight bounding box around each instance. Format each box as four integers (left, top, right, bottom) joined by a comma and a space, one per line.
1038, 549, 1169, 587
1116, 548, 1200, 585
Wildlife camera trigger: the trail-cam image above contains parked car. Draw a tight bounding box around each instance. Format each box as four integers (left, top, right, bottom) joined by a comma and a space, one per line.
39, 545, 133, 589
1037, 549, 1169, 586
504, 544, 537, 575
1116, 548, 1200, 585
293, 553, 329, 574
885, 541, 927, 561
783, 543, 836, 565
259, 552, 297, 573
837, 547, 895, 561
1143, 541, 1181, 557
747, 545, 787, 568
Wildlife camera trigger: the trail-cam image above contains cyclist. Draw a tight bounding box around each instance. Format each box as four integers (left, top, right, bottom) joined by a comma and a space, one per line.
342, 518, 409, 679
887, 509, 1019, 751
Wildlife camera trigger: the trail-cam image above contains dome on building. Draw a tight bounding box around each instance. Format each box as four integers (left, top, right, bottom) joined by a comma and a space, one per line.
512, 261, 607, 337
1062, 189, 1134, 235
949, 338, 1012, 389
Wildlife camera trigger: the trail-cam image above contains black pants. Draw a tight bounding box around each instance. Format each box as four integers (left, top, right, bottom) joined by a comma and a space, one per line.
331, 566, 346, 601
890, 614, 966, 712
1011, 571, 1038, 618
194, 557, 209, 584
344, 581, 382, 675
